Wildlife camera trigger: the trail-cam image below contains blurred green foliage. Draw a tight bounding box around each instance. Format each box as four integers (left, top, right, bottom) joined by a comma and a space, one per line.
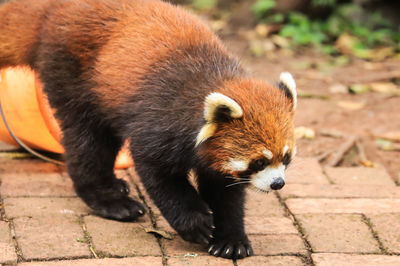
252, 0, 276, 20
252, 0, 400, 55
192, 0, 217, 10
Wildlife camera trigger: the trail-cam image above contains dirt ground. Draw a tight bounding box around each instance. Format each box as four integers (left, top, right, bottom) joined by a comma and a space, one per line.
219, 32, 400, 184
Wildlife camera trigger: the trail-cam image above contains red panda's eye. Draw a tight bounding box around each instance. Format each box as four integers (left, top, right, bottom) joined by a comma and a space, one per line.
282, 154, 291, 166
251, 159, 268, 171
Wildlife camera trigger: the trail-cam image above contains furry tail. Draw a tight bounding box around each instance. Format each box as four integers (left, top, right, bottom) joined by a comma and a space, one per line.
0, 0, 50, 68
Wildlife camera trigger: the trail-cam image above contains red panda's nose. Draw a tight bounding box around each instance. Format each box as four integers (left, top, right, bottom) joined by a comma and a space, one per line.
270, 178, 285, 190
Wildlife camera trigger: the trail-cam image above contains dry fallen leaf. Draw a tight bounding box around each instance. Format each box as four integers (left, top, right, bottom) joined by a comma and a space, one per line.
320, 129, 345, 138
329, 83, 348, 94
144, 228, 174, 240
295, 126, 315, 140
335, 33, 360, 55
359, 159, 376, 168
375, 139, 400, 151
270, 34, 290, 48
373, 132, 400, 143
369, 82, 400, 96
254, 24, 280, 38
249, 40, 265, 57
210, 20, 226, 32
363, 47, 395, 61
349, 84, 370, 94
337, 101, 365, 111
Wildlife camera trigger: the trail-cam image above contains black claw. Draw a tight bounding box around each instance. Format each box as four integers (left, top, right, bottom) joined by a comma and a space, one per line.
209, 238, 253, 259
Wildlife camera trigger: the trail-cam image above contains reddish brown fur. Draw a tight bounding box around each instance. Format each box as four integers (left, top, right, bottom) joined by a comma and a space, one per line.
0, 0, 296, 259
1, 0, 224, 110
199, 78, 295, 173
0, 0, 51, 67
0, 0, 294, 175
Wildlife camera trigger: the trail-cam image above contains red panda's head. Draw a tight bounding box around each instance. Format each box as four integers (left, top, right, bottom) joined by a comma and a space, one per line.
196, 72, 297, 192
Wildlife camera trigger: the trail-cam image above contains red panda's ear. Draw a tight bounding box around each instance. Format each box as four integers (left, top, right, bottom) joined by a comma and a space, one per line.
195, 92, 243, 146
204, 92, 243, 123
278, 72, 297, 110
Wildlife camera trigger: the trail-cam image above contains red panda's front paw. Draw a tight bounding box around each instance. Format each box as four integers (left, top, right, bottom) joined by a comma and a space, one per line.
208, 237, 253, 259
174, 208, 215, 245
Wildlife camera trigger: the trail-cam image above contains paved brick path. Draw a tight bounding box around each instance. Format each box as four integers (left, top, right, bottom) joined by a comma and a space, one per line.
1, 151, 400, 265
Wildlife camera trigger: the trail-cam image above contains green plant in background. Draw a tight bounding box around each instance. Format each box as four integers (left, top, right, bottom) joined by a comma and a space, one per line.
312, 0, 336, 7
252, 0, 276, 20
192, 0, 217, 10
252, 0, 400, 57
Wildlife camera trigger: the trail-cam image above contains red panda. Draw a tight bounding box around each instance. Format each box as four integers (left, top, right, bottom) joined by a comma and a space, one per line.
0, 0, 297, 259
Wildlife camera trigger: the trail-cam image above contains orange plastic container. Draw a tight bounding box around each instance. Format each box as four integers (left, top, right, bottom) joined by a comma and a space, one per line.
0, 66, 133, 169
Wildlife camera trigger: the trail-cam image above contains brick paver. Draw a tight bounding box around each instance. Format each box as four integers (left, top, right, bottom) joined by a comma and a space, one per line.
312, 253, 400, 266
279, 183, 400, 199
19, 257, 163, 265
85, 215, 162, 257
244, 216, 298, 235
325, 166, 396, 186
168, 255, 234, 266
286, 157, 330, 184
1, 172, 75, 197
368, 213, 400, 253
4, 197, 90, 218
249, 234, 307, 255
0, 158, 61, 173
162, 236, 208, 257
245, 191, 286, 217
13, 215, 90, 260
286, 198, 400, 214
1, 152, 400, 264
0, 221, 17, 264
297, 214, 379, 253
237, 256, 303, 266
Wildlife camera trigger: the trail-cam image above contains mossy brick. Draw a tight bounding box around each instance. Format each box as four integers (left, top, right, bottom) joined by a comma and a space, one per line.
85, 215, 161, 256
13, 215, 90, 260
368, 213, 400, 253
0, 221, 17, 264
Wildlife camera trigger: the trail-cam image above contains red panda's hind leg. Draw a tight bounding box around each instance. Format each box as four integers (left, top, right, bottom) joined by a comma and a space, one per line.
61, 121, 146, 221
34, 45, 146, 221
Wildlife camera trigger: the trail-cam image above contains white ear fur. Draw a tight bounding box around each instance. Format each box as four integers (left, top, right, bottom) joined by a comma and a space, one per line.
195, 123, 217, 147
195, 92, 243, 147
204, 92, 243, 122
279, 72, 297, 109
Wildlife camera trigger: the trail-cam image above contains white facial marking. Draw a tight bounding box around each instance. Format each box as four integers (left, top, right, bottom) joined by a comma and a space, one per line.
283, 144, 289, 155
279, 72, 297, 109
262, 149, 273, 160
223, 158, 249, 172
251, 163, 285, 191
292, 146, 297, 158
